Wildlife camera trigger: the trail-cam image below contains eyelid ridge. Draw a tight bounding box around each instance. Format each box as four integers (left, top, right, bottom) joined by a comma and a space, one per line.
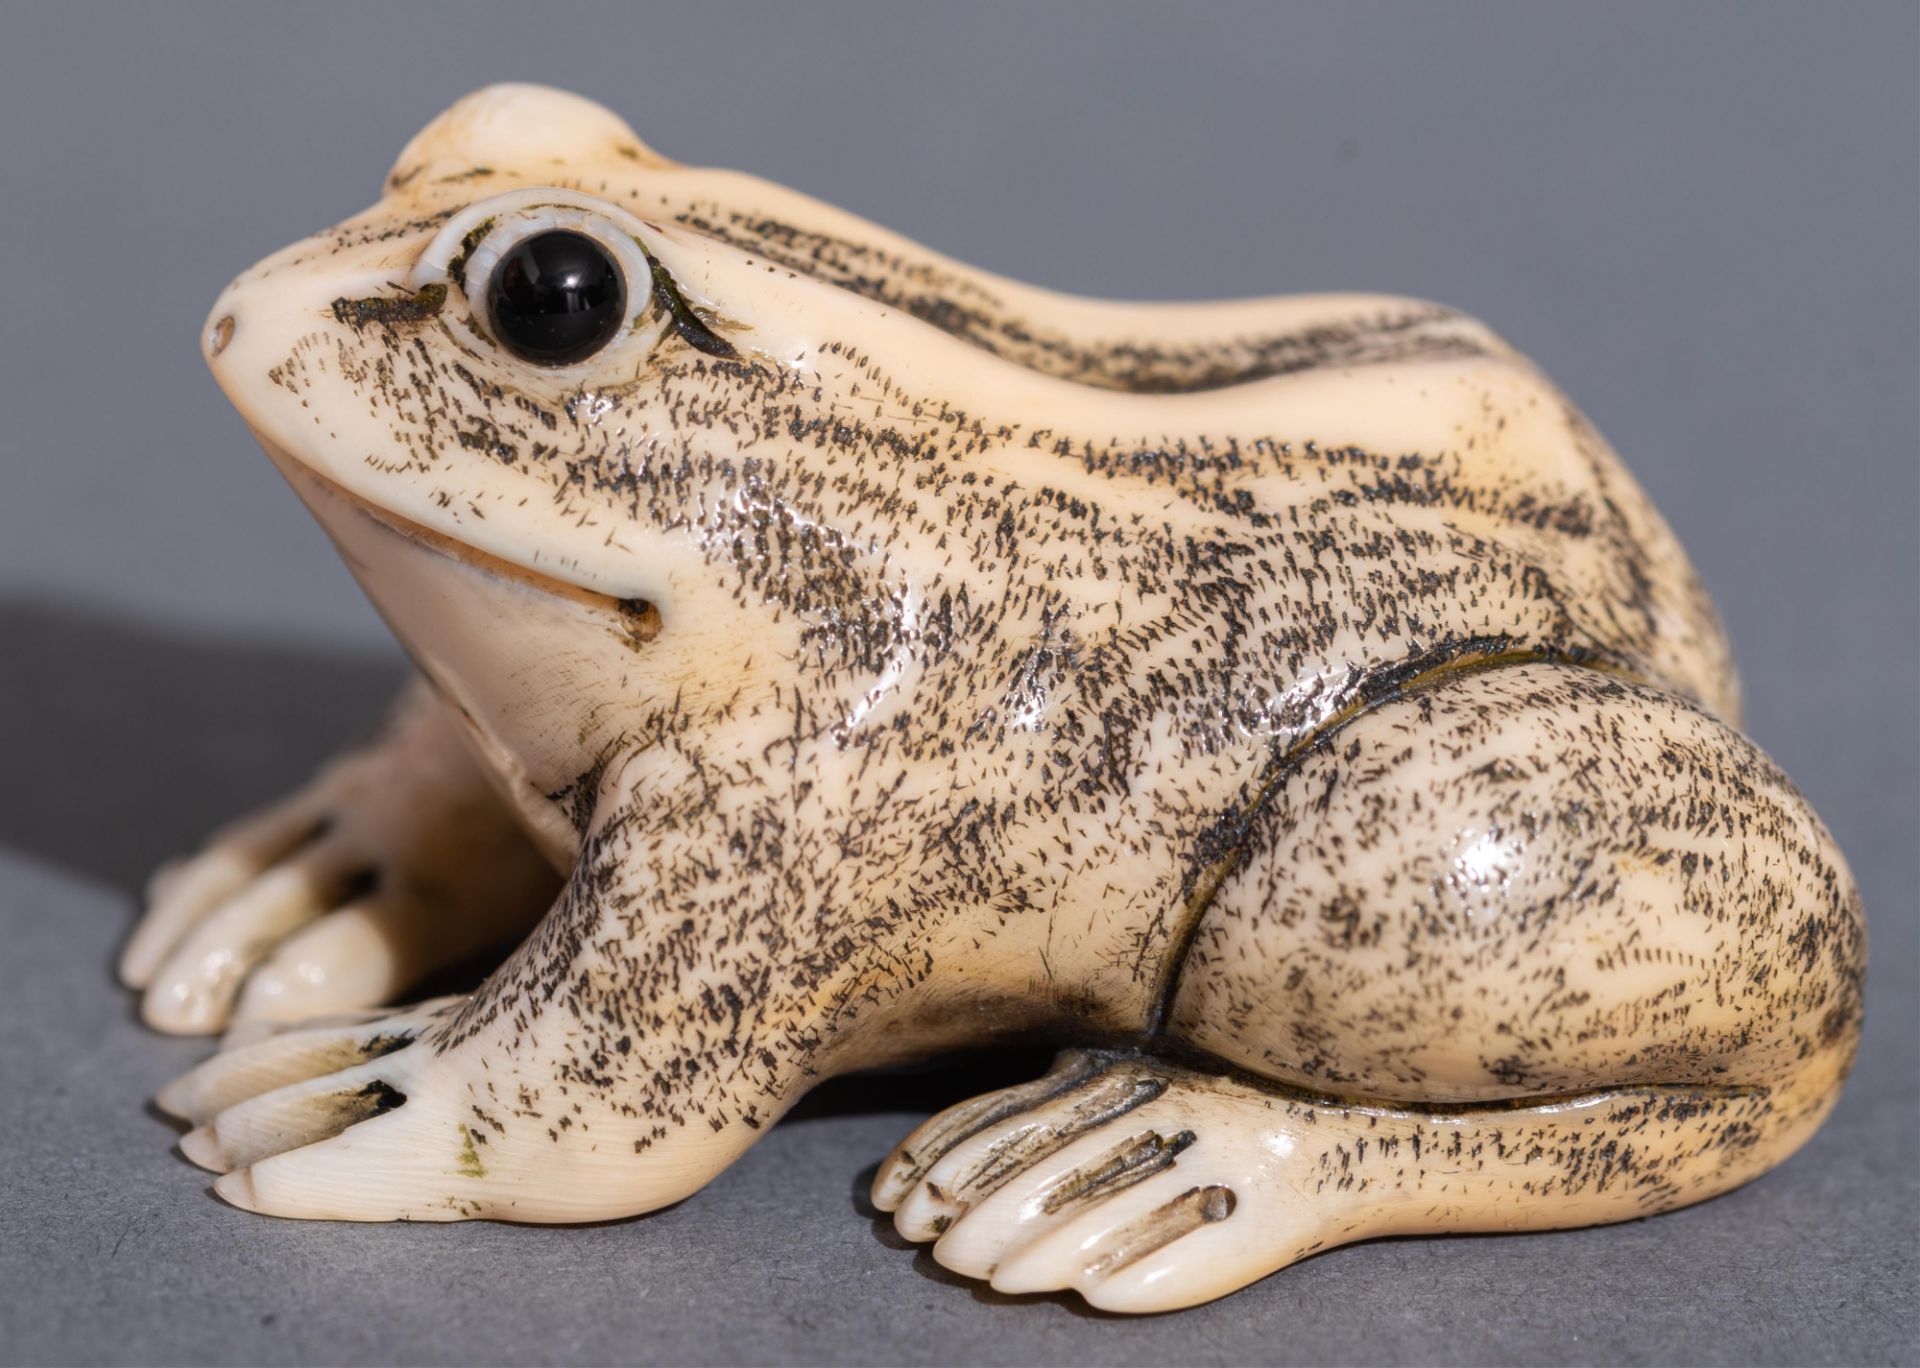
409, 188, 648, 294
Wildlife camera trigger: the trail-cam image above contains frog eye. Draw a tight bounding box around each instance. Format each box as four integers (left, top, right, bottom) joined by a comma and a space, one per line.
422, 195, 647, 368
485, 229, 627, 367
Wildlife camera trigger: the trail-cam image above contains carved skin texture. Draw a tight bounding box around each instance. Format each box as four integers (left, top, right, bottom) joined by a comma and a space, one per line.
132, 85, 1863, 1312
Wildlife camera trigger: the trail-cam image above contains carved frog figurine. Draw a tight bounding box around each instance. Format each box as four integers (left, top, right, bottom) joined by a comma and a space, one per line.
128, 85, 1863, 1312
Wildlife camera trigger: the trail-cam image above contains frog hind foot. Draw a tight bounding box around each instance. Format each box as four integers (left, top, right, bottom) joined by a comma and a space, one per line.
873, 1049, 1337, 1313
121, 679, 559, 1034
871, 1049, 1818, 1314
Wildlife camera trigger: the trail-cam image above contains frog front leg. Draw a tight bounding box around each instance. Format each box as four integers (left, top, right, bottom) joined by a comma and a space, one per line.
121, 676, 559, 1033
152, 740, 850, 1221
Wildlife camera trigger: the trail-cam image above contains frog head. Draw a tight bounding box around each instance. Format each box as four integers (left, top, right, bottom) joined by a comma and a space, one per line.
204, 84, 988, 852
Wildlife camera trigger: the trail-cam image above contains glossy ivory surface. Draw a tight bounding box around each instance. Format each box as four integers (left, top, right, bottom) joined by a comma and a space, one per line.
126, 84, 1862, 1313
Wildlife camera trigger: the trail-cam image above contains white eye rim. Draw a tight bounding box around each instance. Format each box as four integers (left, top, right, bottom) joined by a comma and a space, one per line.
409, 188, 652, 363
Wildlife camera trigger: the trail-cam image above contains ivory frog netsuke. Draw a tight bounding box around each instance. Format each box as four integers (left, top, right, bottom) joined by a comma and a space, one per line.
128, 85, 1863, 1312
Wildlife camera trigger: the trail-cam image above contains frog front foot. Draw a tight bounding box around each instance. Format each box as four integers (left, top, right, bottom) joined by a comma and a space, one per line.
120, 678, 559, 1033
154, 989, 751, 1223
157, 996, 520, 1219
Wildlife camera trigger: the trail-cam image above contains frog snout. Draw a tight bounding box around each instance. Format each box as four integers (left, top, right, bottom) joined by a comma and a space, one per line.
198, 277, 275, 431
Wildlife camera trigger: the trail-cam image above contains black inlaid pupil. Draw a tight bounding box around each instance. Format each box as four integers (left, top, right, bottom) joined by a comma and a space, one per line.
487, 229, 626, 365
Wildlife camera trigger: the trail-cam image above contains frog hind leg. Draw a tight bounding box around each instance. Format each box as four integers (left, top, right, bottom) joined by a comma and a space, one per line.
121, 676, 560, 1034
877, 662, 1864, 1313
872, 1046, 1842, 1314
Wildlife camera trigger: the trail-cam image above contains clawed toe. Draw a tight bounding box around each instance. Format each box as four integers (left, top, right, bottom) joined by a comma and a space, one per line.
179, 1058, 406, 1173
156, 997, 456, 1125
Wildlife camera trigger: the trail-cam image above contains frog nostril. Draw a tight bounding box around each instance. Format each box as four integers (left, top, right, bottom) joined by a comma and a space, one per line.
208, 314, 235, 358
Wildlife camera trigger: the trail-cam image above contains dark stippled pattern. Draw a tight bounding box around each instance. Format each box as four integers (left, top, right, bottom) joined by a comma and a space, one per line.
1174, 663, 1863, 1099
243, 198, 1774, 1135
176, 90, 1862, 1301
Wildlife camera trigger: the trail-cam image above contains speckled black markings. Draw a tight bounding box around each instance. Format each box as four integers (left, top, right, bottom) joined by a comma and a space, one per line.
885, 1041, 1837, 1284
1272, 1083, 1787, 1215
238, 168, 1861, 1270
672, 207, 1491, 393
1173, 665, 1863, 1106
278, 279, 1783, 1089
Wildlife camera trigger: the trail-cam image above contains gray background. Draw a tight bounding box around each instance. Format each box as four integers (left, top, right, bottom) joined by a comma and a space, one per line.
1, 2, 1914, 1364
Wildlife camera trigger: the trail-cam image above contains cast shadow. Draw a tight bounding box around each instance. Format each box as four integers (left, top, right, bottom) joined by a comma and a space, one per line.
0, 595, 405, 898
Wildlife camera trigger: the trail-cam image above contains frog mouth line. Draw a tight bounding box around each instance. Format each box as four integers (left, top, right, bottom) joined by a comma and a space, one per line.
249, 428, 651, 623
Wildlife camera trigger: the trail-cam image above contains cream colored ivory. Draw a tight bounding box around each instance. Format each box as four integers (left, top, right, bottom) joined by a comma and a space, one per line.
130, 84, 1862, 1313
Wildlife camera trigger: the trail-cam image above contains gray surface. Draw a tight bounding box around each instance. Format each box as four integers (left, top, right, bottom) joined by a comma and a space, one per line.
1, 2, 1914, 1364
